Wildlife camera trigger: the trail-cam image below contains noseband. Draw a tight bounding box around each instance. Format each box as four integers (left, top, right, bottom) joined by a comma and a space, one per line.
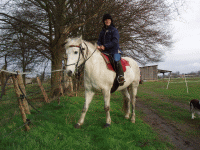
66, 42, 97, 73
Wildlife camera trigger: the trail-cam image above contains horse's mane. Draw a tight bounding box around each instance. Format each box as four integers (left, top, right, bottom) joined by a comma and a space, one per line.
83, 40, 97, 50
65, 37, 97, 50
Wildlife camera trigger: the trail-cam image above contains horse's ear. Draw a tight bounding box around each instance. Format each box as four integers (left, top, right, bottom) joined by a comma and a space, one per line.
79, 35, 83, 43
62, 38, 71, 47
66, 38, 71, 43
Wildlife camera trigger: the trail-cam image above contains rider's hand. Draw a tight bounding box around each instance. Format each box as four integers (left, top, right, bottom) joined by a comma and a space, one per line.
97, 46, 101, 50
101, 45, 105, 50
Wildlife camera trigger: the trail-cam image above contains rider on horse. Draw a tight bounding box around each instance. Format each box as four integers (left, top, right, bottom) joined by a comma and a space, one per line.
97, 14, 125, 85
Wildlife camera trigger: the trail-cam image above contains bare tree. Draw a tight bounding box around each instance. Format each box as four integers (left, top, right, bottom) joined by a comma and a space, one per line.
79, 0, 174, 65
0, 16, 47, 84
0, 0, 106, 97
0, 0, 182, 97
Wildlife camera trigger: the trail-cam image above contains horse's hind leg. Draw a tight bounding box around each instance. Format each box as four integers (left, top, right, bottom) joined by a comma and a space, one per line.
121, 88, 130, 119
75, 90, 95, 128
129, 83, 138, 123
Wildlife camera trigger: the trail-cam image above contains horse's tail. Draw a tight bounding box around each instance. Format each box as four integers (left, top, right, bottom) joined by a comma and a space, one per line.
122, 88, 130, 113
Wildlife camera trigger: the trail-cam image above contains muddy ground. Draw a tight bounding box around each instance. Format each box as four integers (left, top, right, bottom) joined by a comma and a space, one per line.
136, 98, 200, 150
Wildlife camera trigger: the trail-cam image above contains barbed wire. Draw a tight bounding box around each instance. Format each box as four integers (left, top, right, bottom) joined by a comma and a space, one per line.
0, 69, 31, 75
0, 68, 83, 139
2, 83, 71, 139
0, 77, 79, 103
2, 103, 59, 139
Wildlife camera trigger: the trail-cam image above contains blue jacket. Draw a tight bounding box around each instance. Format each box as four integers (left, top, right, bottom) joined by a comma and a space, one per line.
97, 25, 122, 55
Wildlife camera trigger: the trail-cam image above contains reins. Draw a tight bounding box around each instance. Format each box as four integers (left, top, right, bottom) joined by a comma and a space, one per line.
66, 41, 97, 72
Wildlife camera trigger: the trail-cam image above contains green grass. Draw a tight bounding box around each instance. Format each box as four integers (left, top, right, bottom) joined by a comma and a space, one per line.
0, 85, 173, 150
140, 79, 200, 104
137, 78, 200, 137
2, 77, 200, 149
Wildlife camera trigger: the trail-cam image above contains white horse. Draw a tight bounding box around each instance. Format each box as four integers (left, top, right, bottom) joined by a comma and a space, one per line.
64, 36, 140, 128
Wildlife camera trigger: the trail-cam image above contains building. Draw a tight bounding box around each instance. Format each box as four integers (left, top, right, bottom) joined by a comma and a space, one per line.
140, 65, 172, 81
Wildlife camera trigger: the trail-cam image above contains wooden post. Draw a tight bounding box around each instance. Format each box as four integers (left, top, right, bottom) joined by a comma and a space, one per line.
0, 66, 7, 95
59, 84, 64, 97
62, 67, 69, 93
12, 74, 30, 131
36, 77, 50, 103
69, 77, 73, 93
59, 72, 64, 97
184, 74, 189, 93
63, 55, 73, 93
16, 71, 30, 114
75, 76, 78, 97
166, 72, 171, 89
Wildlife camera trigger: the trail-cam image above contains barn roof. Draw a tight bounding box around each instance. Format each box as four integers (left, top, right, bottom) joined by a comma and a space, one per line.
157, 69, 172, 74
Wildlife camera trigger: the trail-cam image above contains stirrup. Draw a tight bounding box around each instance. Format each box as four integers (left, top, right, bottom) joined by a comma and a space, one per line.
117, 75, 125, 85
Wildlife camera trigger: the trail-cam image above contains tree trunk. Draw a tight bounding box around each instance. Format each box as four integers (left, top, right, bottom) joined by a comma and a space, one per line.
51, 46, 64, 98
63, 55, 73, 94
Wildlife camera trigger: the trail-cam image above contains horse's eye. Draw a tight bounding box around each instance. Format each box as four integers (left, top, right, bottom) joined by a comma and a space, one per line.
74, 51, 78, 54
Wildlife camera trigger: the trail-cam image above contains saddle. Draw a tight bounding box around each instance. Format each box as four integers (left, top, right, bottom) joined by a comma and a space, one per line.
101, 53, 130, 93
101, 53, 130, 72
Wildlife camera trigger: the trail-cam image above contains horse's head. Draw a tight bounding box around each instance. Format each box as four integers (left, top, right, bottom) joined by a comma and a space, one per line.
64, 36, 86, 77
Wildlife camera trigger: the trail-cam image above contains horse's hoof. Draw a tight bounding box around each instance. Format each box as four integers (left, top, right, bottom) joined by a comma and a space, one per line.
104, 123, 110, 128
131, 119, 135, 123
75, 123, 81, 129
125, 116, 130, 119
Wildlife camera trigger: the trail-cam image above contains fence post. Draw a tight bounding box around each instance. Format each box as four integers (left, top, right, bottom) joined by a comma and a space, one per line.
36, 77, 50, 103
0, 67, 7, 95
62, 67, 69, 94
184, 74, 189, 93
63, 56, 73, 93
16, 71, 30, 114
59, 84, 64, 97
12, 74, 30, 131
166, 73, 171, 89
75, 77, 78, 97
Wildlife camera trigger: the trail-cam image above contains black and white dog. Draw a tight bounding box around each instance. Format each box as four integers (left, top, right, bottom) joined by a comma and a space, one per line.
190, 99, 200, 119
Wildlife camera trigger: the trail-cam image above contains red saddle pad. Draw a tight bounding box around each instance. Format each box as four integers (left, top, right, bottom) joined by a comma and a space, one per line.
101, 53, 130, 72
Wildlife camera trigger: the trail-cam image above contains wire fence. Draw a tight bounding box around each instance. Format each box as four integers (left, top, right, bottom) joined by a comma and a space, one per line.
0, 69, 84, 139
166, 75, 200, 93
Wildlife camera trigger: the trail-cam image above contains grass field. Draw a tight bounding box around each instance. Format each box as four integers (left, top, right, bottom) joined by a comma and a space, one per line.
0, 77, 200, 149
137, 78, 200, 137
0, 84, 174, 149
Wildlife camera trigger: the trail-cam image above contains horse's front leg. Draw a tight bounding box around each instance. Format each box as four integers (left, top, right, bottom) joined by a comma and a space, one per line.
75, 90, 95, 128
130, 85, 138, 123
102, 89, 111, 128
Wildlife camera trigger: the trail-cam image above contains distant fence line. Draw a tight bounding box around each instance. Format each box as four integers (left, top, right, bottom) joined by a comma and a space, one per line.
0, 68, 76, 132
166, 74, 200, 93
0, 69, 65, 75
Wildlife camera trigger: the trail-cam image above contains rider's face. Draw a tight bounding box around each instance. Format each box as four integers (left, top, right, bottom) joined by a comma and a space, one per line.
104, 19, 111, 27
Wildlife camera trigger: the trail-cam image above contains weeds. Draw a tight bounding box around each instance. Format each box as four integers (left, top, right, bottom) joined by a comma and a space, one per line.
0, 84, 174, 150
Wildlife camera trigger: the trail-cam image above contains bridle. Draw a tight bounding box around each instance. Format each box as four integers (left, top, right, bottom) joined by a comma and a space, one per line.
65, 41, 97, 73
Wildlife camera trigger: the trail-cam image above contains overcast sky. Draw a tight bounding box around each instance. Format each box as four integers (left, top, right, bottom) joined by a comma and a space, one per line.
1, 0, 199, 74
145, 0, 200, 74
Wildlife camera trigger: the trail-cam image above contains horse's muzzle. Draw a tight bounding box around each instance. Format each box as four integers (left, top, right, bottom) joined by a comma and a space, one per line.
67, 70, 73, 77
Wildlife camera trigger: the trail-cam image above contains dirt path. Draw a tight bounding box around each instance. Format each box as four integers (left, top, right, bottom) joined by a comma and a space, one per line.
136, 99, 200, 150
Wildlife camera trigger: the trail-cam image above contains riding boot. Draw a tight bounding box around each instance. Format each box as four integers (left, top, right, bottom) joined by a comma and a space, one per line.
115, 61, 125, 86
